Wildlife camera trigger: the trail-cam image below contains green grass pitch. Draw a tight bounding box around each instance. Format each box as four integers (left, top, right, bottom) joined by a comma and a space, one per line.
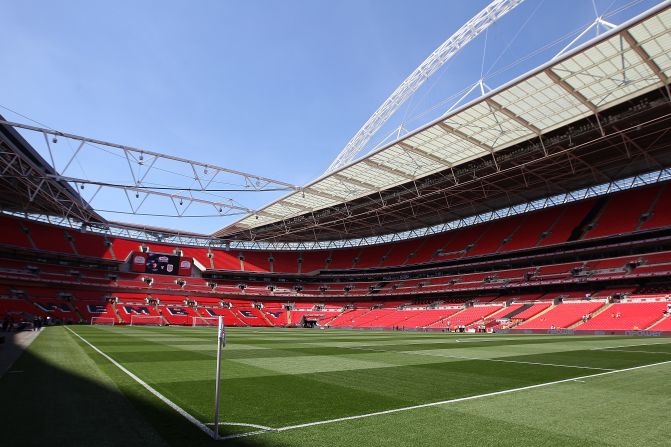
1, 326, 670, 446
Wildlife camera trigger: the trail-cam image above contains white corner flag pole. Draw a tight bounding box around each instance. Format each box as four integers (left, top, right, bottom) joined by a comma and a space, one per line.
213, 316, 226, 439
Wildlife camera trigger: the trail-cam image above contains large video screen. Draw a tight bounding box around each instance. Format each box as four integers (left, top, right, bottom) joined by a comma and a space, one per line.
144, 253, 180, 275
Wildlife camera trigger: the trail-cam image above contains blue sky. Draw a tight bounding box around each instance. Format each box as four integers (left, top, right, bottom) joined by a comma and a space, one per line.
0, 0, 661, 234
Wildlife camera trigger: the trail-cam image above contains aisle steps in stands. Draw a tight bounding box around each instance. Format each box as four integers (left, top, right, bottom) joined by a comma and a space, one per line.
649, 316, 671, 330
259, 310, 274, 326
637, 184, 666, 231
512, 303, 556, 328
569, 197, 608, 241
643, 313, 668, 330
426, 307, 466, 328
501, 303, 533, 320
228, 309, 247, 326
111, 302, 123, 324
155, 306, 170, 326
567, 302, 611, 329
70, 301, 84, 322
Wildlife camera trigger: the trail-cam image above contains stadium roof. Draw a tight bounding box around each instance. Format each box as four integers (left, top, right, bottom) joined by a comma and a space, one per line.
215, 2, 671, 242
0, 118, 103, 224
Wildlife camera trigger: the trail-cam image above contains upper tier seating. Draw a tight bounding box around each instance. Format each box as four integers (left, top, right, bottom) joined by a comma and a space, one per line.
1, 183, 670, 276
538, 199, 596, 246
468, 215, 524, 256
499, 207, 565, 252
640, 184, 671, 230
585, 185, 661, 239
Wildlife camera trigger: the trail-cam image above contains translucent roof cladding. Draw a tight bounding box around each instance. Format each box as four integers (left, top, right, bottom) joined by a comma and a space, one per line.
221, 4, 671, 236
494, 72, 592, 132
554, 35, 659, 108
632, 8, 671, 76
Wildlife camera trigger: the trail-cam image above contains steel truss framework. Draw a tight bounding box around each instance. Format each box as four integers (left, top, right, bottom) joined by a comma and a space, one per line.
0, 121, 101, 224
3, 166, 670, 252
222, 87, 671, 243
0, 119, 299, 221
2, 2, 671, 250
220, 2, 671, 239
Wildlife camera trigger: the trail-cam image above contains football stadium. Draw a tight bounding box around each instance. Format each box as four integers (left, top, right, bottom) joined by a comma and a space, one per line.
1, 1, 671, 445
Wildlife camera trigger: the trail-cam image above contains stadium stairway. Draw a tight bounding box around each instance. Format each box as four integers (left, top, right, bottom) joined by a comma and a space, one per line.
643, 313, 668, 330
259, 310, 274, 326
111, 303, 123, 324
324, 308, 356, 326
500, 303, 533, 320
636, 185, 666, 231
426, 307, 469, 328
568, 197, 608, 241
155, 306, 168, 326
193, 307, 207, 320
649, 315, 671, 330
228, 309, 247, 327
567, 301, 613, 329
511, 303, 555, 328
70, 301, 85, 322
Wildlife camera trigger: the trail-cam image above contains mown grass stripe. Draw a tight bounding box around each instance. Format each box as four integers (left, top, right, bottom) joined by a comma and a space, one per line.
225, 359, 671, 441
345, 345, 613, 370
65, 327, 216, 439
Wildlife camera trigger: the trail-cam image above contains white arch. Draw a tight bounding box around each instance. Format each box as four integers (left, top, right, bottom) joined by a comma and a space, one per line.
325, 0, 526, 173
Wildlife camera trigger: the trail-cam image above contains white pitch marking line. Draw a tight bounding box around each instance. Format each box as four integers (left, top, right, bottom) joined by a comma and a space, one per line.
218, 429, 275, 441
227, 359, 671, 440
443, 355, 615, 371
205, 422, 276, 431
65, 327, 216, 439
590, 341, 671, 350
602, 349, 671, 355
346, 345, 613, 371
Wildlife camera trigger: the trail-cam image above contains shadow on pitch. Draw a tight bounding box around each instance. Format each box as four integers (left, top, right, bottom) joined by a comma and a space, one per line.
0, 327, 277, 447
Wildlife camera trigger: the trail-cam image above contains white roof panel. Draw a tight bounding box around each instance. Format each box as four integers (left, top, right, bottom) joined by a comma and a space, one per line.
554, 34, 658, 109
370, 146, 435, 177
495, 72, 592, 131
219, 4, 671, 235
630, 8, 671, 77
446, 101, 535, 148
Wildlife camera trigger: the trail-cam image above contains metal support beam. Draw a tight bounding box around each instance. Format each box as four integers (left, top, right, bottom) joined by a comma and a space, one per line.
620, 30, 669, 86
332, 173, 379, 191
437, 122, 495, 153
303, 188, 345, 202
397, 142, 453, 167
361, 159, 414, 180
0, 119, 299, 191
484, 98, 542, 135
544, 68, 599, 113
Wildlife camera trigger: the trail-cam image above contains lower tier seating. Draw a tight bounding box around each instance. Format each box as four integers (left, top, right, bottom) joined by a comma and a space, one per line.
575, 302, 668, 331
516, 301, 605, 329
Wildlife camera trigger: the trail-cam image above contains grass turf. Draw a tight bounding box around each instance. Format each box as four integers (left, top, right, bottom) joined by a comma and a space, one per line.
1, 325, 670, 446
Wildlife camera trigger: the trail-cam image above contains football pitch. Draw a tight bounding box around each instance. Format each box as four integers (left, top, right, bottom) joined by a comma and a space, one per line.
2, 326, 671, 446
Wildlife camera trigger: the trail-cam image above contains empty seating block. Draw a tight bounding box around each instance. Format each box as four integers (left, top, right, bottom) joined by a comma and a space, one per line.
576, 302, 668, 330
500, 207, 564, 252
517, 302, 605, 329
649, 316, 671, 331
511, 302, 552, 321
431, 306, 502, 328
641, 184, 671, 230
538, 199, 596, 246
586, 185, 660, 239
